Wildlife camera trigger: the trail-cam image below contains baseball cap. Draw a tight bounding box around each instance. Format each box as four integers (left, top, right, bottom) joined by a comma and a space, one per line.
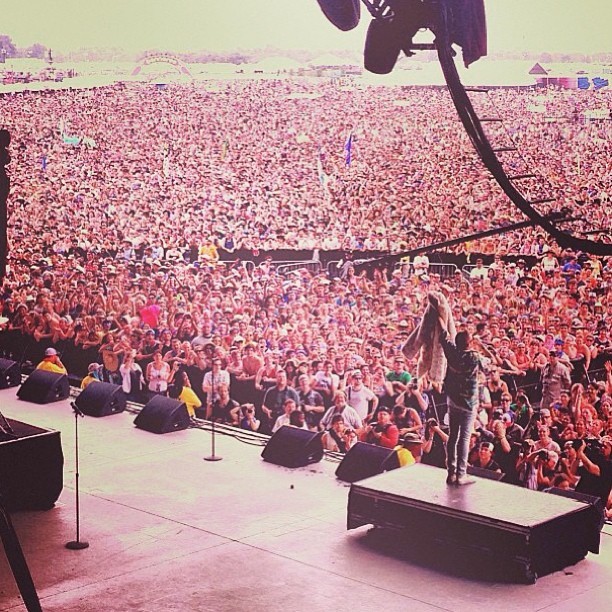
44, 347, 58, 357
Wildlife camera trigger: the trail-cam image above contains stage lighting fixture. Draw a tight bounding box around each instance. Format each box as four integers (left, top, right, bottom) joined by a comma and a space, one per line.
315, 0, 361, 31
363, 1, 430, 74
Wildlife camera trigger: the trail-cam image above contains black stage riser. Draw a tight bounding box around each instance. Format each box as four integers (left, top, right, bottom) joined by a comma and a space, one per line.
348, 464, 600, 583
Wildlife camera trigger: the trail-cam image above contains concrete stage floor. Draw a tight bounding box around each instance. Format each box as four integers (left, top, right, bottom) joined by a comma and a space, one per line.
1, 386, 611, 612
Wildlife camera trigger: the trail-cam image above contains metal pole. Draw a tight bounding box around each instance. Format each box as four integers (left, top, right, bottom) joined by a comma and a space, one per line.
66, 403, 89, 549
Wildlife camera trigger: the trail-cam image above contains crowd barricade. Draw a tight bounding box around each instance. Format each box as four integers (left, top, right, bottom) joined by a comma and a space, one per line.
430, 263, 461, 279
326, 260, 342, 277
274, 261, 322, 276
393, 262, 461, 279
240, 261, 256, 274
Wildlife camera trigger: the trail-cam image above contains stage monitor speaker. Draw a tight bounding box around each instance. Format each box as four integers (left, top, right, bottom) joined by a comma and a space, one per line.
75, 382, 126, 417
467, 465, 505, 481
0, 358, 21, 389
16, 370, 70, 404
134, 395, 190, 434
261, 426, 324, 468
335, 441, 400, 483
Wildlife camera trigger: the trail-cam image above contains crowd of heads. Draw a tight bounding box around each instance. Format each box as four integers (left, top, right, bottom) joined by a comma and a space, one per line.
0, 78, 610, 506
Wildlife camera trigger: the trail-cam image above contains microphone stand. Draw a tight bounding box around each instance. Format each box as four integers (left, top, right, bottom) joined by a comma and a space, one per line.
204, 365, 222, 462
66, 401, 89, 550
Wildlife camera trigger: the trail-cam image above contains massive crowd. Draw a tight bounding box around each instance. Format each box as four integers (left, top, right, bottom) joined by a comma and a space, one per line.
0, 78, 610, 511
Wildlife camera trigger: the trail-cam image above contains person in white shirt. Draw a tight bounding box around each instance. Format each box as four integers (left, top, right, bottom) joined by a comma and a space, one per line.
320, 391, 363, 432
469, 258, 488, 280
272, 398, 298, 433
344, 369, 378, 422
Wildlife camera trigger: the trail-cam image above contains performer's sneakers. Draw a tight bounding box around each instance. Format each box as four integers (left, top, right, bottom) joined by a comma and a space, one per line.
456, 475, 477, 486
445, 473, 457, 485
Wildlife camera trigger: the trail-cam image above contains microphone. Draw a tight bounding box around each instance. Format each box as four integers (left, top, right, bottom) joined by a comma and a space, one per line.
71, 401, 85, 418
315, 0, 361, 31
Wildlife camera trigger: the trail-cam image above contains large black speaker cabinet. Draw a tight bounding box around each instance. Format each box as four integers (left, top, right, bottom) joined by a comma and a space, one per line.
16, 370, 70, 404
261, 426, 324, 468
134, 395, 190, 434
0, 358, 21, 389
335, 442, 400, 483
75, 382, 126, 417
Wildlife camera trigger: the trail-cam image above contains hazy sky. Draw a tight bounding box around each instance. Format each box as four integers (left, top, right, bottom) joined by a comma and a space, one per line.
2, 0, 611, 55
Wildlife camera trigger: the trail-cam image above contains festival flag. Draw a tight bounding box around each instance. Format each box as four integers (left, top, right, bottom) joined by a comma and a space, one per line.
62, 134, 81, 146
592, 77, 609, 90
40, 154, 47, 171
344, 132, 353, 166
577, 77, 590, 90
59, 117, 81, 145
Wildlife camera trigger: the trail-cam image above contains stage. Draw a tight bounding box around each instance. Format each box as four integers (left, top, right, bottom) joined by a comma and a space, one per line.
348, 465, 601, 583
1, 387, 612, 611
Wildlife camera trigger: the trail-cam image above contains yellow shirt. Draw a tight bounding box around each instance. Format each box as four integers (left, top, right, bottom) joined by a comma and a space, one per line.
36, 359, 68, 375
179, 386, 202, 417
198, 243, 219, 262
81, 376, 99, 390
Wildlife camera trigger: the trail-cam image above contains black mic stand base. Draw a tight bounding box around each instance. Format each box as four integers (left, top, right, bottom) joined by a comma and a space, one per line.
65, 540, 89, 550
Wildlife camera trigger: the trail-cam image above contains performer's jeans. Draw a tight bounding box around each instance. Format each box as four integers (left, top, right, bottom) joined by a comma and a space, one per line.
446, 400, 476, 478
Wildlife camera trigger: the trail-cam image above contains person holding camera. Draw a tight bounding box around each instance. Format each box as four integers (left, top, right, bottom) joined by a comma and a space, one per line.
395, 380, 429, 429
359, 407, 399, 449
239, 403, 260, 432
322, 414, 358, 453
516, 439, 539, 489
535, 449, 559, 490
490, 412, 524, 484
516, 443, 557, 490
421, 417, 449, 469
573, 437, 612, 507
557, 440, 580, 488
